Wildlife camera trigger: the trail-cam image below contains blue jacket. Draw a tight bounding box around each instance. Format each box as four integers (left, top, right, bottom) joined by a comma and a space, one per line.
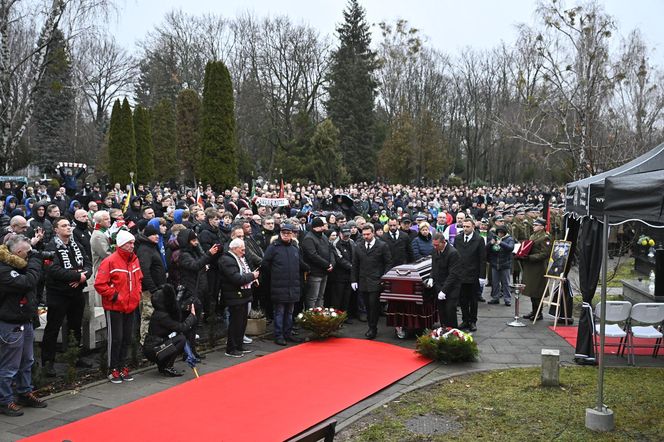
486, 232, 515, 270
412, 233, 433, 260
262, 238, 305, 304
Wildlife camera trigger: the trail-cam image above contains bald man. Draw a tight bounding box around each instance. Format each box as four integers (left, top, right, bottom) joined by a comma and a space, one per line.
3, 216, 44, 247
72, 209, 92, 257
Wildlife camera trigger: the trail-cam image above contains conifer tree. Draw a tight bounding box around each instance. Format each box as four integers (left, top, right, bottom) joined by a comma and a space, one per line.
326, 0, 378, 181
133, 105, 155, 183
199, 61, 237, 189
176, 89, 202, 185
309, 119, 349, 185
107, 99, 124, 185
120, 98, 137, 180
151, 99, 177, 183
32, 29, 75, 170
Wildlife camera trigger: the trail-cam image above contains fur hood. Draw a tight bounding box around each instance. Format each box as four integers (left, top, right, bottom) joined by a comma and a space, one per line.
0, 244, 28, 269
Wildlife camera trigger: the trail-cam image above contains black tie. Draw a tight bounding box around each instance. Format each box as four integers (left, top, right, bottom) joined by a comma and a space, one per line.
366, 242, 370, 250
465, 236, 470, 243
392, 233, 396, 241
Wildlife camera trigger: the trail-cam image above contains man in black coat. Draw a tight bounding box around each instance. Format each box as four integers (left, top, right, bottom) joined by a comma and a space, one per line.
42, 217, 92, 376
197, 208, 223, 320
329, 227, 354, 316
351, 224, 391, 339
135, 225, 167, 344
429, 232, 462, 328
454, 219, 486, 332
262, 224, 307, 346
301, 217, 335, 309
72, 209, 91, 258
383, 217, 414, 267
219, 238, 259, 357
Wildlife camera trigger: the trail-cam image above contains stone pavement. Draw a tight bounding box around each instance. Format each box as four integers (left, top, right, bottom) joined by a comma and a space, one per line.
1, 287, 661, 441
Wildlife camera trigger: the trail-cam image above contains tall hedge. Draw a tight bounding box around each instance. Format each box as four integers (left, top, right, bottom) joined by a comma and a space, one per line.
107, 98, 136, 185
151, 98, 177, 183
176, 89, 202, 185
198, 61, 237, 189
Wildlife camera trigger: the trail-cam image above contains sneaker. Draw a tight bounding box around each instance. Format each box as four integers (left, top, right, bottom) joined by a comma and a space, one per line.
17, 392, 47, 408
243, 335, 253, 344
504, 301, 512, 307
120, 367, 134, 382
395, 327, 407, 339
159, 367, 184, 377
108, 369, 122, 384
274, 338, 287, 346
286, 335, 304, 343
240, 348, 254, 354
0, 402, 23, 417
225, 350, 244, 358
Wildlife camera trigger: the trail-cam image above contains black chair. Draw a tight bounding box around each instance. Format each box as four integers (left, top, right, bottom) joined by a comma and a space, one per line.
287, 418, 336, 442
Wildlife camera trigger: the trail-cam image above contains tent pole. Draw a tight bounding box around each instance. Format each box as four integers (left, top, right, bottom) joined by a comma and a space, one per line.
596, 214, 609, 411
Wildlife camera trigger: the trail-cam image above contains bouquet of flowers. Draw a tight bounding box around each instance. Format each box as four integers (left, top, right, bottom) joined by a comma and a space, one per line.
638, 235, 656, 247
296, 307, 347, 339
415, 327, 478, 363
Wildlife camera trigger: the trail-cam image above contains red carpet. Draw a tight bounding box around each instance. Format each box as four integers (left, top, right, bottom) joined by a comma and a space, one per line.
24, 338, 430, 442
550, 326, 656, 355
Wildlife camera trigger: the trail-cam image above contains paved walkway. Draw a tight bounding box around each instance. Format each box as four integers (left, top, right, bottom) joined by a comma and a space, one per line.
1, 286, 661, 441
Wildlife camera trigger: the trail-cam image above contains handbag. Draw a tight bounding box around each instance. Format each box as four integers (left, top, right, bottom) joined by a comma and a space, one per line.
154, 337, 179, 363
514, 240, 534, 259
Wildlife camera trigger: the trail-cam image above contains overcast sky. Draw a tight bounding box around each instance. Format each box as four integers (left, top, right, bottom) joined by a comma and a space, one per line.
112, 0, 664, 64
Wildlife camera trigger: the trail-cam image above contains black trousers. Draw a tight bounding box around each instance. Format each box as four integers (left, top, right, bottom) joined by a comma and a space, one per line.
330, 281, 352, 312
361, 291, 380, 332
459, 282, 479, 324
106, 309, 135, 371
437, 297, 458, 328
226, 303, 249, 353
41, 292, 85, 364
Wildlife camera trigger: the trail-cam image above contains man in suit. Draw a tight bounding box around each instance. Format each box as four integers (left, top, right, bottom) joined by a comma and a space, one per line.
351, 224, 391, 339
430, 232, 462, 328
383, 217, 414, 267
455, 218, 486, 332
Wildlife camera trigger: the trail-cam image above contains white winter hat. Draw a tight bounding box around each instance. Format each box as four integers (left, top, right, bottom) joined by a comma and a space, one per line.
116, 230, 135, 247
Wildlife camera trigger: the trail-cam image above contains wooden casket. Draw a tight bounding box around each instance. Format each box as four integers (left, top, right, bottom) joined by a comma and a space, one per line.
380, 258, 437, 330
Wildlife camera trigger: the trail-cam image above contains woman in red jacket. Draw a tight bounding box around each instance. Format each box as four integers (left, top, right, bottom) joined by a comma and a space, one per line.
94, 230, 143, 384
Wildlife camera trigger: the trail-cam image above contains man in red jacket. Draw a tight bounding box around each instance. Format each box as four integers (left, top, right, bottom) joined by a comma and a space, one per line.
95, 230, 143, 384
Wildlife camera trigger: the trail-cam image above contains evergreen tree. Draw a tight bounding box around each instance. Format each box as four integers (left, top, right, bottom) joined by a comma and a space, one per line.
107, 99, 126, 184
176, 89, 202, 185
199, 61, 237, 189
120, 98, 137, 181
309, 119, 349, 185
151, 98, 177, 183
378, 112, 414, 183
32, 29, 75, 171
134, 42, 180, 108
275, 110, 315, 180
133, 105, 155, 183
326, 0, 378, 181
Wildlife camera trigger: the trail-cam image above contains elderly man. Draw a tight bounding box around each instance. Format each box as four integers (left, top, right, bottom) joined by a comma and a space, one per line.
2, 216, 43, 247
0, 235, 47, 416
90, 210, 112, 279
262, 224, 307, 346
219, 238, 259, 357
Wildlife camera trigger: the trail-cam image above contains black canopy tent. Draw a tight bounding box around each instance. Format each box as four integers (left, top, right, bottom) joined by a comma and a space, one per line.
564, 146, 664, 428
566, 142, 664, 218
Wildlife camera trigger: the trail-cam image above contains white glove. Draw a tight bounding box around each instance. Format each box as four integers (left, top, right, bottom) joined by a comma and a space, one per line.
479, 278, 487, 286
351, 282, 358, 291
437, 291, 446, 300
425, 278, 434, 288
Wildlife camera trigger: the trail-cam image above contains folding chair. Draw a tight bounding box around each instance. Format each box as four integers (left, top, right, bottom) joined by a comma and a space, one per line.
593, 301, 631, 358
625, 303, 664, 366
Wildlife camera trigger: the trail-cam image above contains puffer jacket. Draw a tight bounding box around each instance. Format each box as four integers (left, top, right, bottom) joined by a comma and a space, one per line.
143, 284, 197, 350
0, 245, 41, 323
173, 229, 213, 300
94, 247, 143, 313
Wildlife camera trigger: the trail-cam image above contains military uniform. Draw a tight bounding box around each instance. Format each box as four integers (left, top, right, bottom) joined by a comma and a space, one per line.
519, 228, 552, 318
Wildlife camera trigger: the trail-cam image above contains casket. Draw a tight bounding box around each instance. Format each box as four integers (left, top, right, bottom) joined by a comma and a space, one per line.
380, 257, 432, 304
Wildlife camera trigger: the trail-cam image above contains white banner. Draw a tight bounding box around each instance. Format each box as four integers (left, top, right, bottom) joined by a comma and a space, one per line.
253, 197, 289, 207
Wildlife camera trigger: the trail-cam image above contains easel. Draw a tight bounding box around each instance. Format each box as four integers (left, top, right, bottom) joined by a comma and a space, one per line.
533, 276, 568, 329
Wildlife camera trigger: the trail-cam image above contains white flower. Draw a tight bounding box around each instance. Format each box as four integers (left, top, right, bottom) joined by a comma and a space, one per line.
297, 313, 304, 319
331, 312, 337, 317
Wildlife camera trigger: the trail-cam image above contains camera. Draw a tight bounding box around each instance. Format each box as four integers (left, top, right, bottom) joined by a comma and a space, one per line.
29, 250, 56, 260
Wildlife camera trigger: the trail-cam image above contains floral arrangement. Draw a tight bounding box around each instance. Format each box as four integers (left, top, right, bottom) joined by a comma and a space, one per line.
415, 327, 478, 363
638, 235, 656, 247
296, 307, 347, 338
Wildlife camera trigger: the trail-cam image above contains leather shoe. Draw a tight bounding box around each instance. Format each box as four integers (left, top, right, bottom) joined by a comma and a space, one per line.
477, 297, 486, 303
468, 322, 477, 332
523, 312, 543, 320
274, 338, 287, 346
459, 322, 470, 330
286, 335, 304, 343
365, 330, 377, 340
487, 299, 500, 305
159, 367, 183, 377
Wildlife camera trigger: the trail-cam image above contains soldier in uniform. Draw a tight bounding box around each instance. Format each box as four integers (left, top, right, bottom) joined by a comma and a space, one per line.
518, 218, 552, 320
510, 207, 529, 284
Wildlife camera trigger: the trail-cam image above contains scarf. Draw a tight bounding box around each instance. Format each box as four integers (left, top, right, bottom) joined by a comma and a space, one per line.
54, 235, 84, 269
230, 251, 253, 290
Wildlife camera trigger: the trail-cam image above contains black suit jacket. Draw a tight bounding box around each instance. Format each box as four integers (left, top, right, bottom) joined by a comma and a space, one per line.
430, 245, 462, 299
351, 238, 392, 293
454, 231, 487, 283
382, 230, 414, 267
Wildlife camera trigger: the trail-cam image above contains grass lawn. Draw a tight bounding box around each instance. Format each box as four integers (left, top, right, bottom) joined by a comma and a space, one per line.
337, 367, 664, 441
606, 257, 638, 287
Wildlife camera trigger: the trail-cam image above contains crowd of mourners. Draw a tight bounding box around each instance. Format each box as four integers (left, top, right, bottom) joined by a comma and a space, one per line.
0, 165, 570, 417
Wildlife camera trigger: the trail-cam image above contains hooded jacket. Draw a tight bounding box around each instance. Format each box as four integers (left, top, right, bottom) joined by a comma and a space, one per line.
143, 284, 197, 349
0, 245, 41, 323
27, 200, 53, 246
172, 229, 213, 299
94, 246, 143, 313
135, 233, 167, 293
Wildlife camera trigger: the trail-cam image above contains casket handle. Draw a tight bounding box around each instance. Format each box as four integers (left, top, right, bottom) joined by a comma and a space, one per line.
395, 269, 411, 276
